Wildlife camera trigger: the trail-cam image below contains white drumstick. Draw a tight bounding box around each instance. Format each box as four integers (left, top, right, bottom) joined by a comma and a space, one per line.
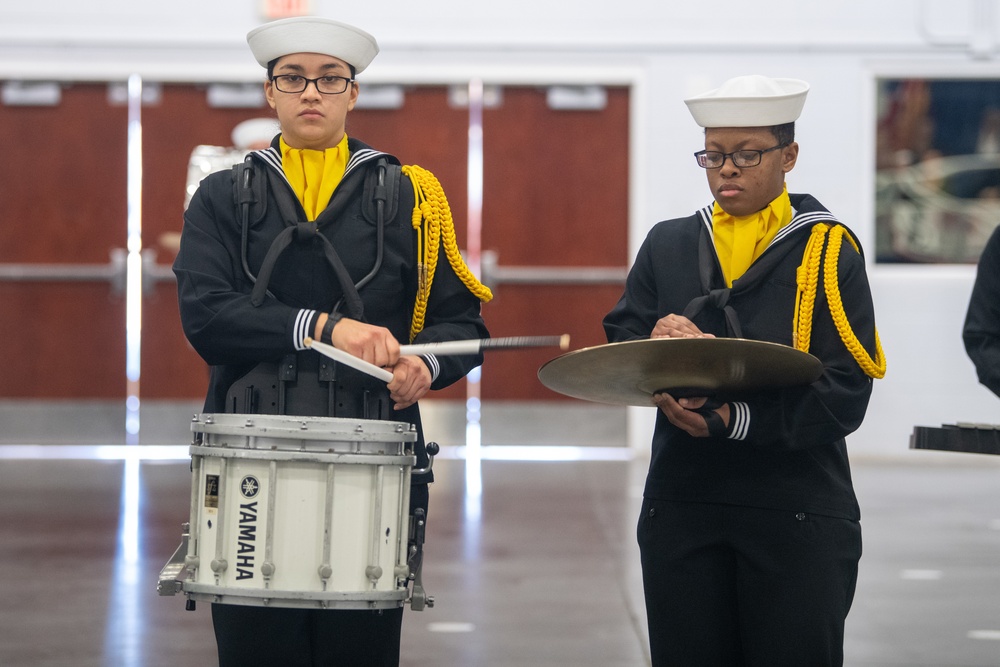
400, 334, 570, 357
304, 337, 394, 383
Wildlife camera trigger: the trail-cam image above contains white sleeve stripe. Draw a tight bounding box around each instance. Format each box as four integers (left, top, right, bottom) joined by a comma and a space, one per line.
294, 309, 317, 350
420, 354, 440, 382
728, 401, 750, 440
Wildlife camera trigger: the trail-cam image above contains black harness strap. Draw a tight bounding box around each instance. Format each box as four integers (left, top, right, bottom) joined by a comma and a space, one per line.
351, 159, 389, 293
240, 161, 367, 319
226, 151, 399, 421
249, 221, 365, 319
235, 157, 266, 292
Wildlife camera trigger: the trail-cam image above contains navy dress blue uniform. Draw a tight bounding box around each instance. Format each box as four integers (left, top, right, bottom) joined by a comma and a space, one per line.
605, 75, 883, 667
174, 17, 488, 664
176, 142, 487, 667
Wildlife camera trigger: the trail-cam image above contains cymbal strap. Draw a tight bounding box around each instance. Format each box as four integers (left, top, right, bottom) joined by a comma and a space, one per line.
696, 404, 729, 438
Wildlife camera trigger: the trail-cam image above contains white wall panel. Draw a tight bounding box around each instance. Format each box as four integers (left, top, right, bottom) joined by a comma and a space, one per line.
0, 1, 982, 50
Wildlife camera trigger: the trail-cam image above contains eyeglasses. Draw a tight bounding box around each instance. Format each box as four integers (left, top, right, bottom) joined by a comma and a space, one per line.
693, 143, 789, 169
271, 74, 354, 95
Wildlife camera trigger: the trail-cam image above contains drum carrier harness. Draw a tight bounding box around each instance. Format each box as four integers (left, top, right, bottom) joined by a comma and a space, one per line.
213, 151, 491, 612
226, 153, 396, 420
225, 152, 492, 420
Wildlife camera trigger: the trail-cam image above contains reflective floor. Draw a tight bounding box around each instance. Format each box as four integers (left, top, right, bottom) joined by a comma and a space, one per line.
1, 401, 999, 666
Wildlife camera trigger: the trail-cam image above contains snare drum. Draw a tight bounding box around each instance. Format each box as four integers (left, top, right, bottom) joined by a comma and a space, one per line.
180, 413, 417, 609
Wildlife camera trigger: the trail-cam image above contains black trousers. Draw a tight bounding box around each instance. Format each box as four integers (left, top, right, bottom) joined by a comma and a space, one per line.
637, 499, 862, 667
213, 605, 402, 667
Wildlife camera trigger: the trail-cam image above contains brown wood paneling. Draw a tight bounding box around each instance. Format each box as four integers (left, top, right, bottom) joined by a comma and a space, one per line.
0, 84, 128, 397
480, 87, 629, 400
0, 284, 126, 397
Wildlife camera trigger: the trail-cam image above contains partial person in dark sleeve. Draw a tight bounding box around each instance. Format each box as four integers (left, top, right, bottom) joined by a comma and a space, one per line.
964, 224, 1000, 397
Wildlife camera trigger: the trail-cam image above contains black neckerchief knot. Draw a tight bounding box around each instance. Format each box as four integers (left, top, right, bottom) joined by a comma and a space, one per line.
680, 223, 744, 337
247, 167, 366, 320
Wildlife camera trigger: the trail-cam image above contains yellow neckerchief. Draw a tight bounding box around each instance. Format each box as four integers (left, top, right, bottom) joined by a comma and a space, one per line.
712, 184, 792, 287
280, 134, 349, 221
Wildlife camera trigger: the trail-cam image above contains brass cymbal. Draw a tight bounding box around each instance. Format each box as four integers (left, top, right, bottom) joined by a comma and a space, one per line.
537, 337, 823, 406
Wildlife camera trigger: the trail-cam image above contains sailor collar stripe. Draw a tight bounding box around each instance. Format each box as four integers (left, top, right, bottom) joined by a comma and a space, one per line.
696, 205, 714, 231
253, 146, 282, 173
695, 202, 840, 247
773, 210, 840, 244
251, 145, 389, 187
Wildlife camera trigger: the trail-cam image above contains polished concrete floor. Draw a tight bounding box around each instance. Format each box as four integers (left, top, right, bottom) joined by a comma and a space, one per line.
1, 401, 999, 666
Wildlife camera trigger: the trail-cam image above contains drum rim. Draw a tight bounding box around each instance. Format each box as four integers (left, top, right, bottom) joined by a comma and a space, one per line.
188, 444, 415, 465
192, 413, 418, 442
182, 583, 407, 609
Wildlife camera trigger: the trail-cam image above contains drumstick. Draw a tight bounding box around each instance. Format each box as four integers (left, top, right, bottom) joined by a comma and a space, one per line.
399, 334, 570, 357
304, 337, 394, 383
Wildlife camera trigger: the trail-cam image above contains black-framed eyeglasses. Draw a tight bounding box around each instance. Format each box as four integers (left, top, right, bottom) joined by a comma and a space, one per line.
271, 74, 355, 95
693, 143, 789, 169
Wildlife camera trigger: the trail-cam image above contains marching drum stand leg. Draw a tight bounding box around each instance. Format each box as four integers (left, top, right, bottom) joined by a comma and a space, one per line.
407, 442, 439, 611
407, 507, 433, 610
157, 440, 203, 609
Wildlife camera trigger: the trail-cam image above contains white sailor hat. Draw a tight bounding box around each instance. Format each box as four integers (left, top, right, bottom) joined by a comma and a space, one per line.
246, 17, 379, 73
684, 75, 809, 128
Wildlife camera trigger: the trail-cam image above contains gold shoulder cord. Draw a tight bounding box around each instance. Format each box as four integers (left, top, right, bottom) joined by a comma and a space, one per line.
401, 165, 493, 342
792, 223, 886, 379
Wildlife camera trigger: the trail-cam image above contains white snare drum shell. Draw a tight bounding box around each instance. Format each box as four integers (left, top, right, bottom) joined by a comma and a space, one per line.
185, 415, 414, 608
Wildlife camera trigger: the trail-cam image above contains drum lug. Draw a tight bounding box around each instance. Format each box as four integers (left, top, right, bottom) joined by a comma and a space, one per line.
365, 565, 383, 584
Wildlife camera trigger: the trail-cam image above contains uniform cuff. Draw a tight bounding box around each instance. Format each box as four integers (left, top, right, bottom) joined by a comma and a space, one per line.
727, 401, 749, 440
419, 354, 440, 382
294, 309, 319, 350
